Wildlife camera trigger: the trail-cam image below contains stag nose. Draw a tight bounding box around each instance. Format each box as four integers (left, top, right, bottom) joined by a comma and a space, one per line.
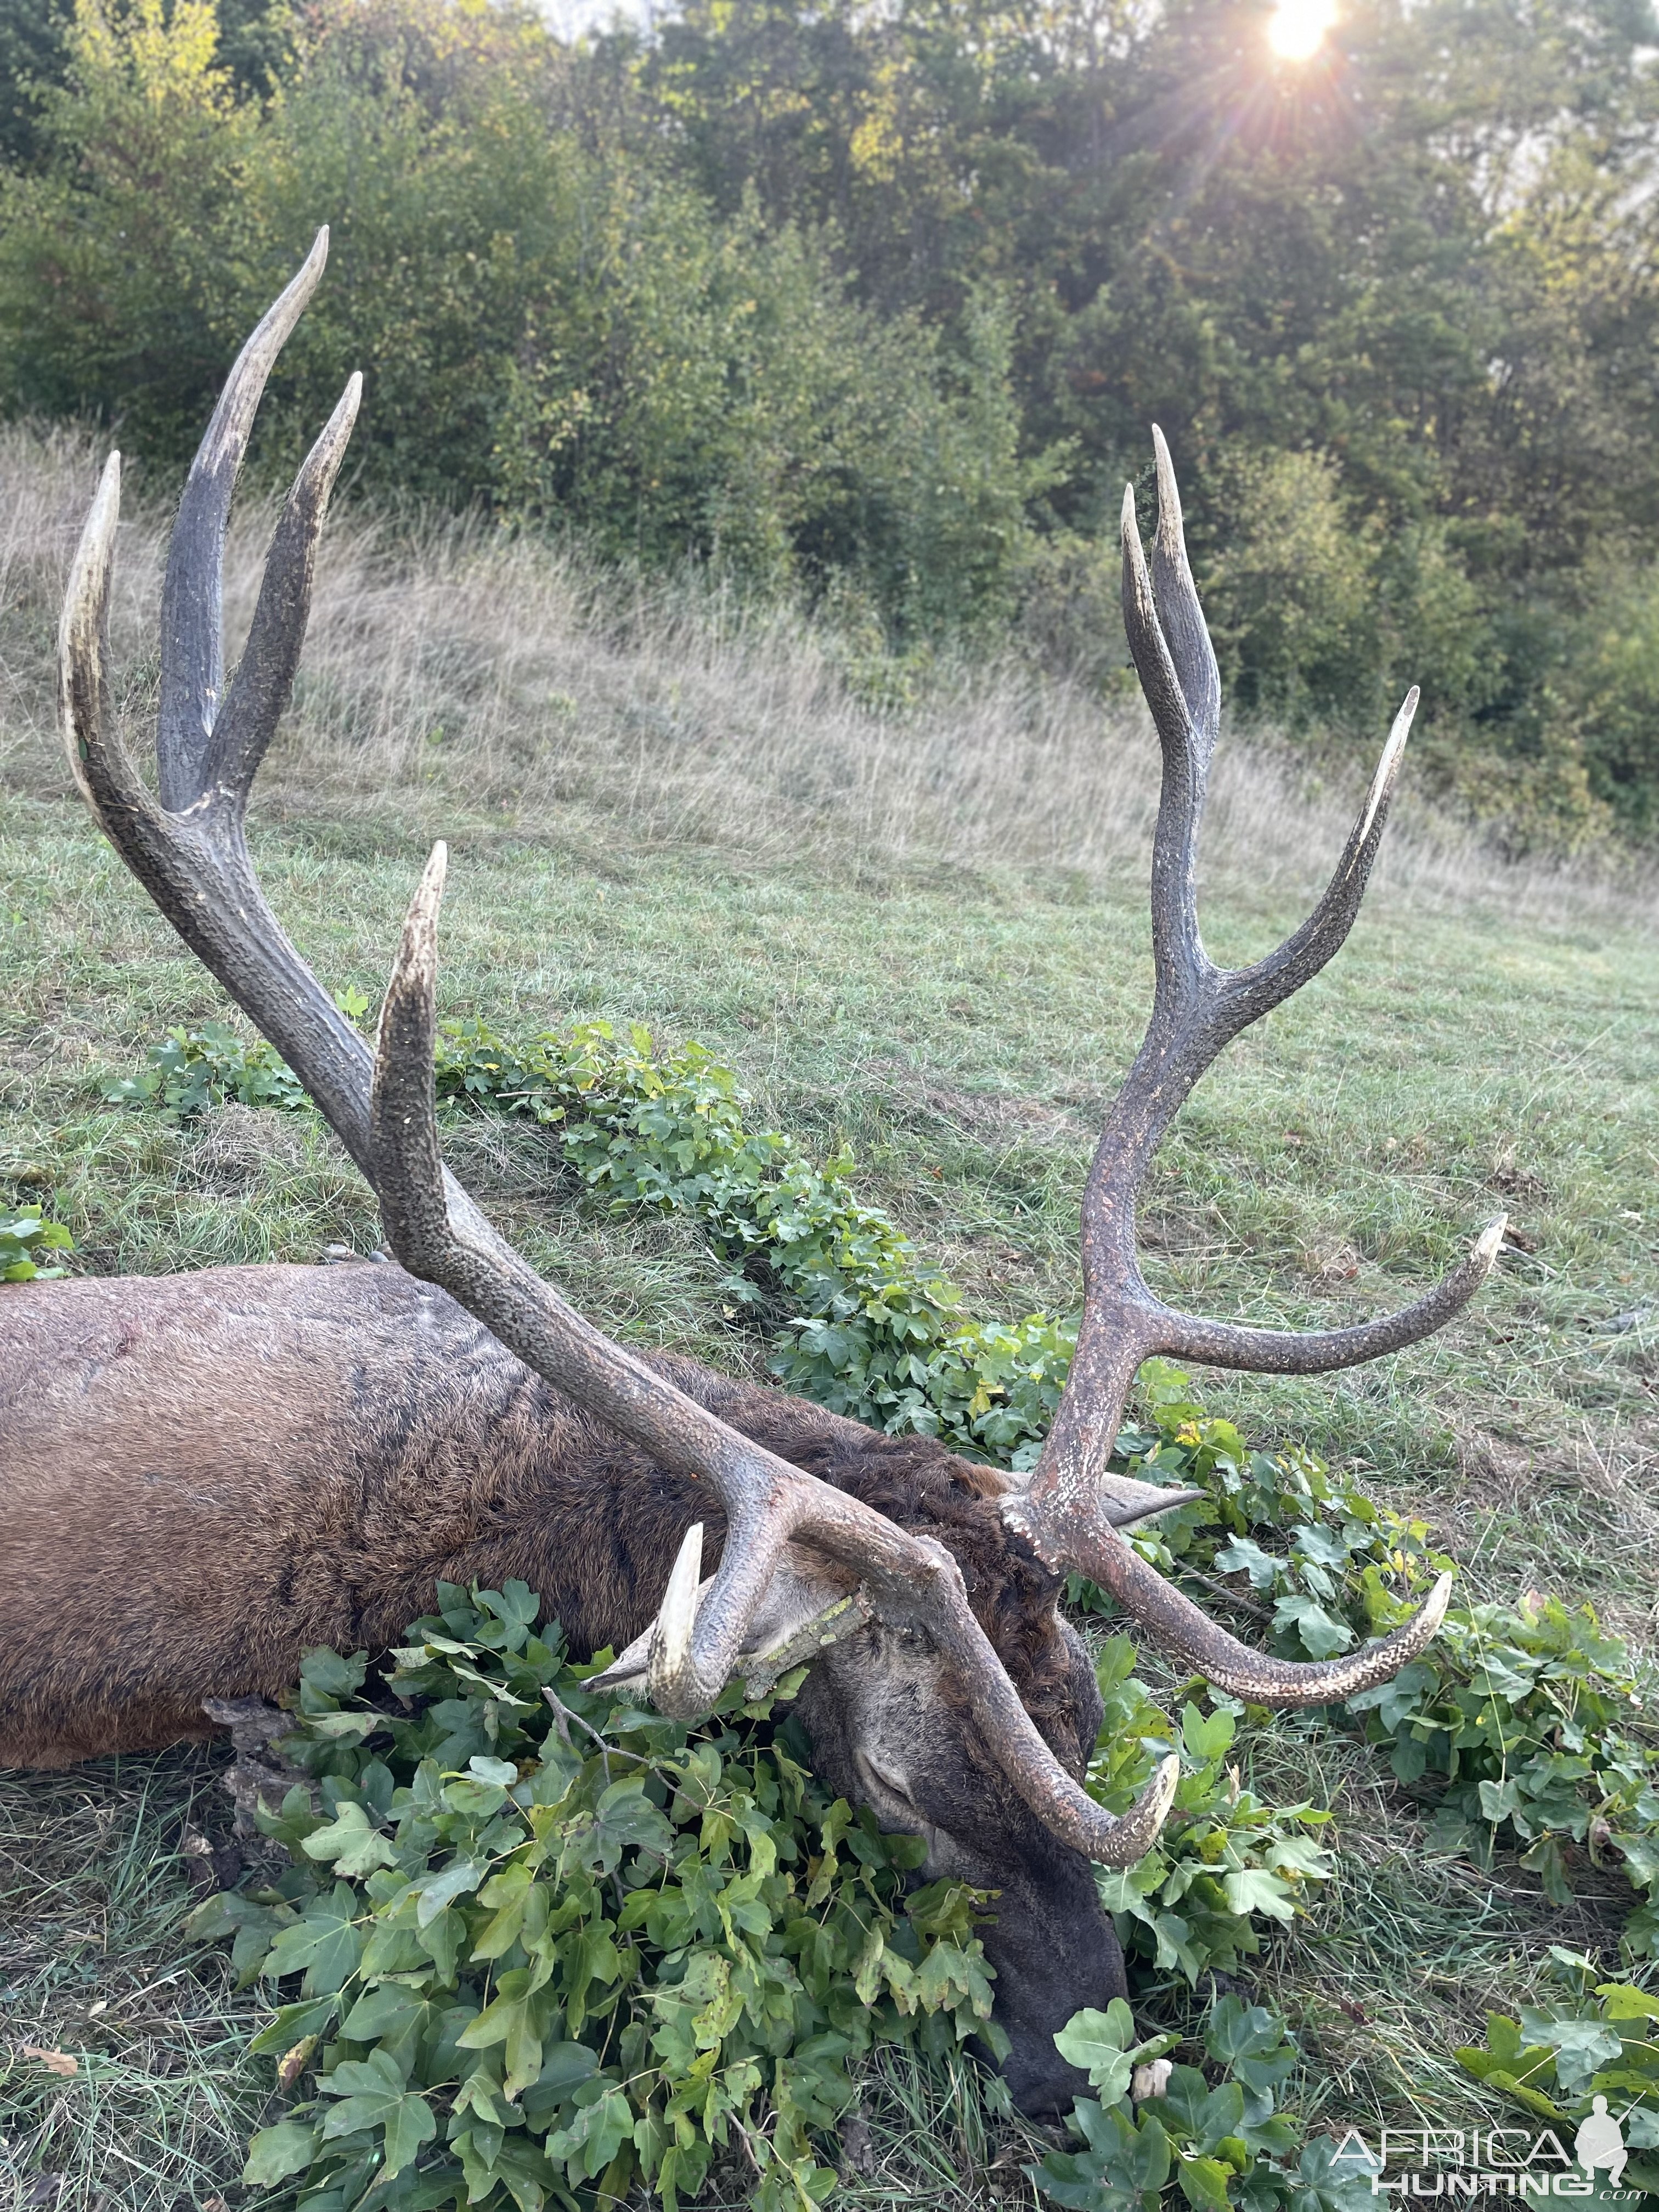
967, 1836, 1131, 2118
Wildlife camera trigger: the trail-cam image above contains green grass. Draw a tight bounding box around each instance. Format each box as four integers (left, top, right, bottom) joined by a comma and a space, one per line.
1, 754, 1656, 2202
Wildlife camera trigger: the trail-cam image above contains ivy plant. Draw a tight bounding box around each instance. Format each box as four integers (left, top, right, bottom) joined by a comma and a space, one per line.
1031, 1993, 1377, 2212
181, 1576, 1378, 2212
1454, 1955, 1659, 2191
0, 1207, 72, 1280
1092, 1372, 1659, 1957
189, 1582, 1005, 2212
1084, 1639, 1336, 1984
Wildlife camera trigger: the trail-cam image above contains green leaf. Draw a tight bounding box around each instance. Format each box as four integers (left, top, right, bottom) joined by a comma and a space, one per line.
1221, 1867, 1297, 1923
242, 2118, 320, 2185
1272, 1594, 1355, 1661
1212, 1537, 1283, 1593
409, 1860, 484, 1926
1053, 2001, 1139, 2100
383, 2089, 438, 2177
1598, 1984, 1659, 2021
1205, 1997, 1290, 2067
301, 1801, 401, 1877
1181, 1703, 1237, 1764
1177, 2151, 1234, 2211
247, 1996, 339, 2056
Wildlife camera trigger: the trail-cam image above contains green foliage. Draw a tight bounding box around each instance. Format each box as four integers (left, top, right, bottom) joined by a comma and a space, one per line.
188, 1577, 1368, 2208
1345, 1599, 1659, 1948
0, 1205, 72, 1280
1087, 1368, 1659, 1957
1454, 1956, 1659, 2187
1540, 555, 1659, 841
190, 1582, 1002, 2211
426, 1016, 1080, 1463
1030, 1993, 1374, 2212
106, 1022, 309, 1117
0, 0, 261, 453
9, 0, 1659, 826
123, 1012, 1659, 1966
1088, 1654, 1336, 1987
0, 0, 1050, 642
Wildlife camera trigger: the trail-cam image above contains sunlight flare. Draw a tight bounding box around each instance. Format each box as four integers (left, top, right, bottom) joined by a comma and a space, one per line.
1267, 0, 1336, 61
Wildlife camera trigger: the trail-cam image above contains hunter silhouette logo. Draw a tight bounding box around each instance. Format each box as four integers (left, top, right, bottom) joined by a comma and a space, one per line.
1575, 2100, 1626, 2189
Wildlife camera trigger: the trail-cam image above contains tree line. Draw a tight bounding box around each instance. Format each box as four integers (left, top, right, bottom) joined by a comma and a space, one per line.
4, 0, 1657, 847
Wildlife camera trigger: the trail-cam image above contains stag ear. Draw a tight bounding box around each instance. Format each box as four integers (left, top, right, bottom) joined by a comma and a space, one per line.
1006, 1468, 1203, 1531
589, 1542, 867, 1700
1096, 1474, 1206, 1529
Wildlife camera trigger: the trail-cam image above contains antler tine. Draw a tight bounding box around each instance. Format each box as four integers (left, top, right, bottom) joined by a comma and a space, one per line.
1154, 1217, 1508, 1375
159, 227, 330, 811
60, 452, 123, 811
1068, 1540, 1457, 1709
371, 844, 1182, 1860
1222, 686, 1418, 1032
207, 373, 362, 808
1006, 435, 1492, 1706
370, 841, 800, 1714
1148, 426, 1221, 744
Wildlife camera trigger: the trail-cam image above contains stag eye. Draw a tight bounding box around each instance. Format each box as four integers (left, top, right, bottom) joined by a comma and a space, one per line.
854, 1750, 919, 1816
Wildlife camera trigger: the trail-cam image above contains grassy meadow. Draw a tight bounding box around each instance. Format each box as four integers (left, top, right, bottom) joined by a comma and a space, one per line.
1, 430, 1656, 2207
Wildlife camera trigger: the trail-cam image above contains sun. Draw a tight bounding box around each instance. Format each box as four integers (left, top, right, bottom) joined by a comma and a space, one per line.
1266, 0, 1337, 61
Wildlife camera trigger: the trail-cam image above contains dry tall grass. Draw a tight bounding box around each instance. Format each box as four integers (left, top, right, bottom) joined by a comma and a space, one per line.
4, 422, 1655, 927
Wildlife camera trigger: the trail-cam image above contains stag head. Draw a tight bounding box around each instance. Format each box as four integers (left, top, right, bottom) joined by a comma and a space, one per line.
60, 233, 1501, 2112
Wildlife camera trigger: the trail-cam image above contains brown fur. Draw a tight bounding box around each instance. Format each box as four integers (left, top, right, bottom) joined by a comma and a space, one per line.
0, 1259, 1075, 1769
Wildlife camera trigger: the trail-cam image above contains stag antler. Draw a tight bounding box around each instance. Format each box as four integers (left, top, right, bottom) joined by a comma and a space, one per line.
61, 242, 1488, 1869
1003, 433, 1503, 1701
59, 232, 1180, 1869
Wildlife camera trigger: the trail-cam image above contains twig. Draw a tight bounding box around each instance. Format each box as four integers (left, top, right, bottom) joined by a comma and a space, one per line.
1177, 1567, 1273, 1624
542, 1686, 614, 1782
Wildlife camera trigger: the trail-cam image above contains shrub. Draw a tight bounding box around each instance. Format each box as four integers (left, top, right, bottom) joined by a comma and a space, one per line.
0, 0, 1053, 640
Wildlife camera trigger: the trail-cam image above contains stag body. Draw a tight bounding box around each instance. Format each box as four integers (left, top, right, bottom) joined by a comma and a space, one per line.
3, 1257, 1115, 2112
1, 1260, 1082, 1770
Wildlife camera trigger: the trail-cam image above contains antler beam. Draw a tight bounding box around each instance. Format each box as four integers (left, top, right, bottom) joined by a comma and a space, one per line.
1006, 431, 1498, 1702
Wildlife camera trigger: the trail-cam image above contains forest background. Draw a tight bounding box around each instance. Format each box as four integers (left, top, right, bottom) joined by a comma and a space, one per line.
3, 0, 1659, 852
